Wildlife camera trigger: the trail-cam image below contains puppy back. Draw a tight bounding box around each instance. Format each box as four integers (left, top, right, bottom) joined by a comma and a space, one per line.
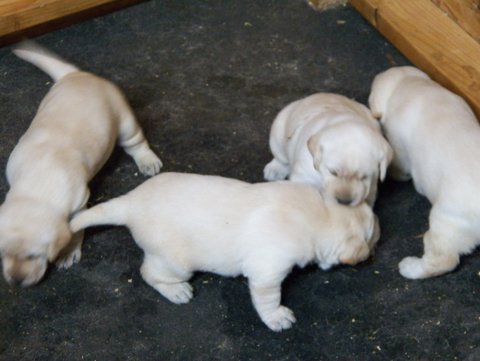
369, 66, 429, 119
13, 40, 79, 82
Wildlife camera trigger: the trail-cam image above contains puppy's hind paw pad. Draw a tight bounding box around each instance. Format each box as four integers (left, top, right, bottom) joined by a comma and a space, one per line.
56, 248, 82, 270
264, 159, 289, 181
159, 282, 193, 304
136, 150, 163, 177
399, 256, 426, 279
263, 306, 296, 332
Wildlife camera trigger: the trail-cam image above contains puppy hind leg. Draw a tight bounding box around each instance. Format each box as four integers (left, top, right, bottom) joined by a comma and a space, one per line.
249, 279, 296, 332
140, 256, 193, 304
118, 112, 162, 176
399, 227, 463, 279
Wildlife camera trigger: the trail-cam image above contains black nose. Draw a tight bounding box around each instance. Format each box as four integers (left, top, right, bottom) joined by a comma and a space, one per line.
8, 275, 25, 286
336, 197, 353, 206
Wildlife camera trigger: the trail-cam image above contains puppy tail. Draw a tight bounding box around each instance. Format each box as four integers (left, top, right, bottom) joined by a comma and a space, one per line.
70, 197, 128, 233
13, 40, 79, 82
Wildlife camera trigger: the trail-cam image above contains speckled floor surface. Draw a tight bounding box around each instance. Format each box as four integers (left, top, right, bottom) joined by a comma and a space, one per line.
0, 1, 479, 360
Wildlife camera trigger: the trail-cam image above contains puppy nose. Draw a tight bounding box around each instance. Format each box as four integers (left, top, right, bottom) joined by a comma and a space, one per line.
336, 197, 353, 206
8, 274, 25, 286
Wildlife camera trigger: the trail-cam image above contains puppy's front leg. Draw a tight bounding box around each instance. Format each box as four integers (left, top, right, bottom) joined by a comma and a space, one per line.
264, 158, 290, 181
249, 279, 296, 332
56, 229, 83, 269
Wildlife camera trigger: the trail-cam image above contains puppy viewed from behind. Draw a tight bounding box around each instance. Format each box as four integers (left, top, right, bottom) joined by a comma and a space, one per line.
264, 93, 393, 207
71, 172, 379, 331
0, 41, 162, 287
369, 66, 480, 279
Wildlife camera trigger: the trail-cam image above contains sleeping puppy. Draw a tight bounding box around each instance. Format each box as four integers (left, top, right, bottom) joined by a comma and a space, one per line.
369, 66, 480, 279
70, 172, 379, 331
264, 93, 393, 206
0, 41, 162, 287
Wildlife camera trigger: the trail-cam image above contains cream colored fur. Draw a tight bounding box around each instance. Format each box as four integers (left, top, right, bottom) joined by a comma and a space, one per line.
0, 41, 162, 286
70, 172, 379, 331
369, 66, 480, 279
264, 93, 392, 207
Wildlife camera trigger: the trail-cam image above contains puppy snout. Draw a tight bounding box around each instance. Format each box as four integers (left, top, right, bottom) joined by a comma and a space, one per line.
3, 257, 47, 287
6, 273, 26, 287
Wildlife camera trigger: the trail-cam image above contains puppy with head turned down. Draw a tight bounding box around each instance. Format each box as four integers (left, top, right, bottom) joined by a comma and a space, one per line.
71, 172, 379, 331
0, 41, 162, 287
264, 93, 393, 207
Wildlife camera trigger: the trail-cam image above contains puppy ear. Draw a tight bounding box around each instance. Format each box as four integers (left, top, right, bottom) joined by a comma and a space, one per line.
307, 134, 323, 171
47, 223, 72, 262
339, 238, 370, 266
378, 138, 394, 182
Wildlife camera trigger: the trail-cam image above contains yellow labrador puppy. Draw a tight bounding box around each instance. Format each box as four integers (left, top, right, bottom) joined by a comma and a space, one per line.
369, 66, 480, 279
0, 41, 162, 287
264, 93, 393, 207
71, 172, 379, 331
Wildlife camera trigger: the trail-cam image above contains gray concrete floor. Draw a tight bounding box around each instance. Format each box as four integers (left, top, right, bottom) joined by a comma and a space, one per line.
0, 1, 479, 360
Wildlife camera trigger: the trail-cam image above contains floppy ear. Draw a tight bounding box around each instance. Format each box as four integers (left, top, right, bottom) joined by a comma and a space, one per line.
378, 138, 394, 182
307, 134, 323, 171
47, 223, 72, 262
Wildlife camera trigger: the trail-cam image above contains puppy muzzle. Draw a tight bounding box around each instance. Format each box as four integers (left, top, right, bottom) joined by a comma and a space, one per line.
3, 257, 47, 287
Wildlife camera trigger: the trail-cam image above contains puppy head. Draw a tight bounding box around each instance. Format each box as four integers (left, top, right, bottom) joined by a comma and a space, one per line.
368, 66, 429, 120
316, 202, 378, 270
338, 204, 379, 266
0, 199, 71, 287
307, 124, 393, 206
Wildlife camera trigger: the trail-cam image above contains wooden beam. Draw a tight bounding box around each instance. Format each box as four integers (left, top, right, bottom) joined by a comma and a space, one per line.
0, 0, 145, 46
432, 0, 480, 43
350, 0, 480, 118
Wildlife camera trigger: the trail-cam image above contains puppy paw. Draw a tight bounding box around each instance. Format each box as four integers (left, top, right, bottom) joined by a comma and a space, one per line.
157, 282, 193, 304
56, 248, 82, 269
399, 256, 426, 279
262, 306, 296, 332
264, 159, 289, 181
135, 150, 163, 176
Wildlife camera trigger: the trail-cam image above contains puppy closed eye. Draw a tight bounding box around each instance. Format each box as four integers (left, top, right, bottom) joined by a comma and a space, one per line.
328, 169, 339, 177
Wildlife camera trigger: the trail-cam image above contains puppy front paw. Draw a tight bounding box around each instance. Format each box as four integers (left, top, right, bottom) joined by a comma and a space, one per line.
135, 150, 163, 176
157, 282, 193, 304
262, 306, 296, 332
56, 247, 82, 269
399, 256, 426, 279
264, 159, 289, 181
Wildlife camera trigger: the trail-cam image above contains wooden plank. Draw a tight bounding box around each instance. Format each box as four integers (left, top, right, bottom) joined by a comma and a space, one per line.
0, 0, 145, 46
431, 0, 480, 43
350, 0, 480, 119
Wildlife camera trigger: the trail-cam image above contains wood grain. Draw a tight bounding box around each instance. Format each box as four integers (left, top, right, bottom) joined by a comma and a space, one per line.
432, 0, 480, 42
0, 0, 145, 46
